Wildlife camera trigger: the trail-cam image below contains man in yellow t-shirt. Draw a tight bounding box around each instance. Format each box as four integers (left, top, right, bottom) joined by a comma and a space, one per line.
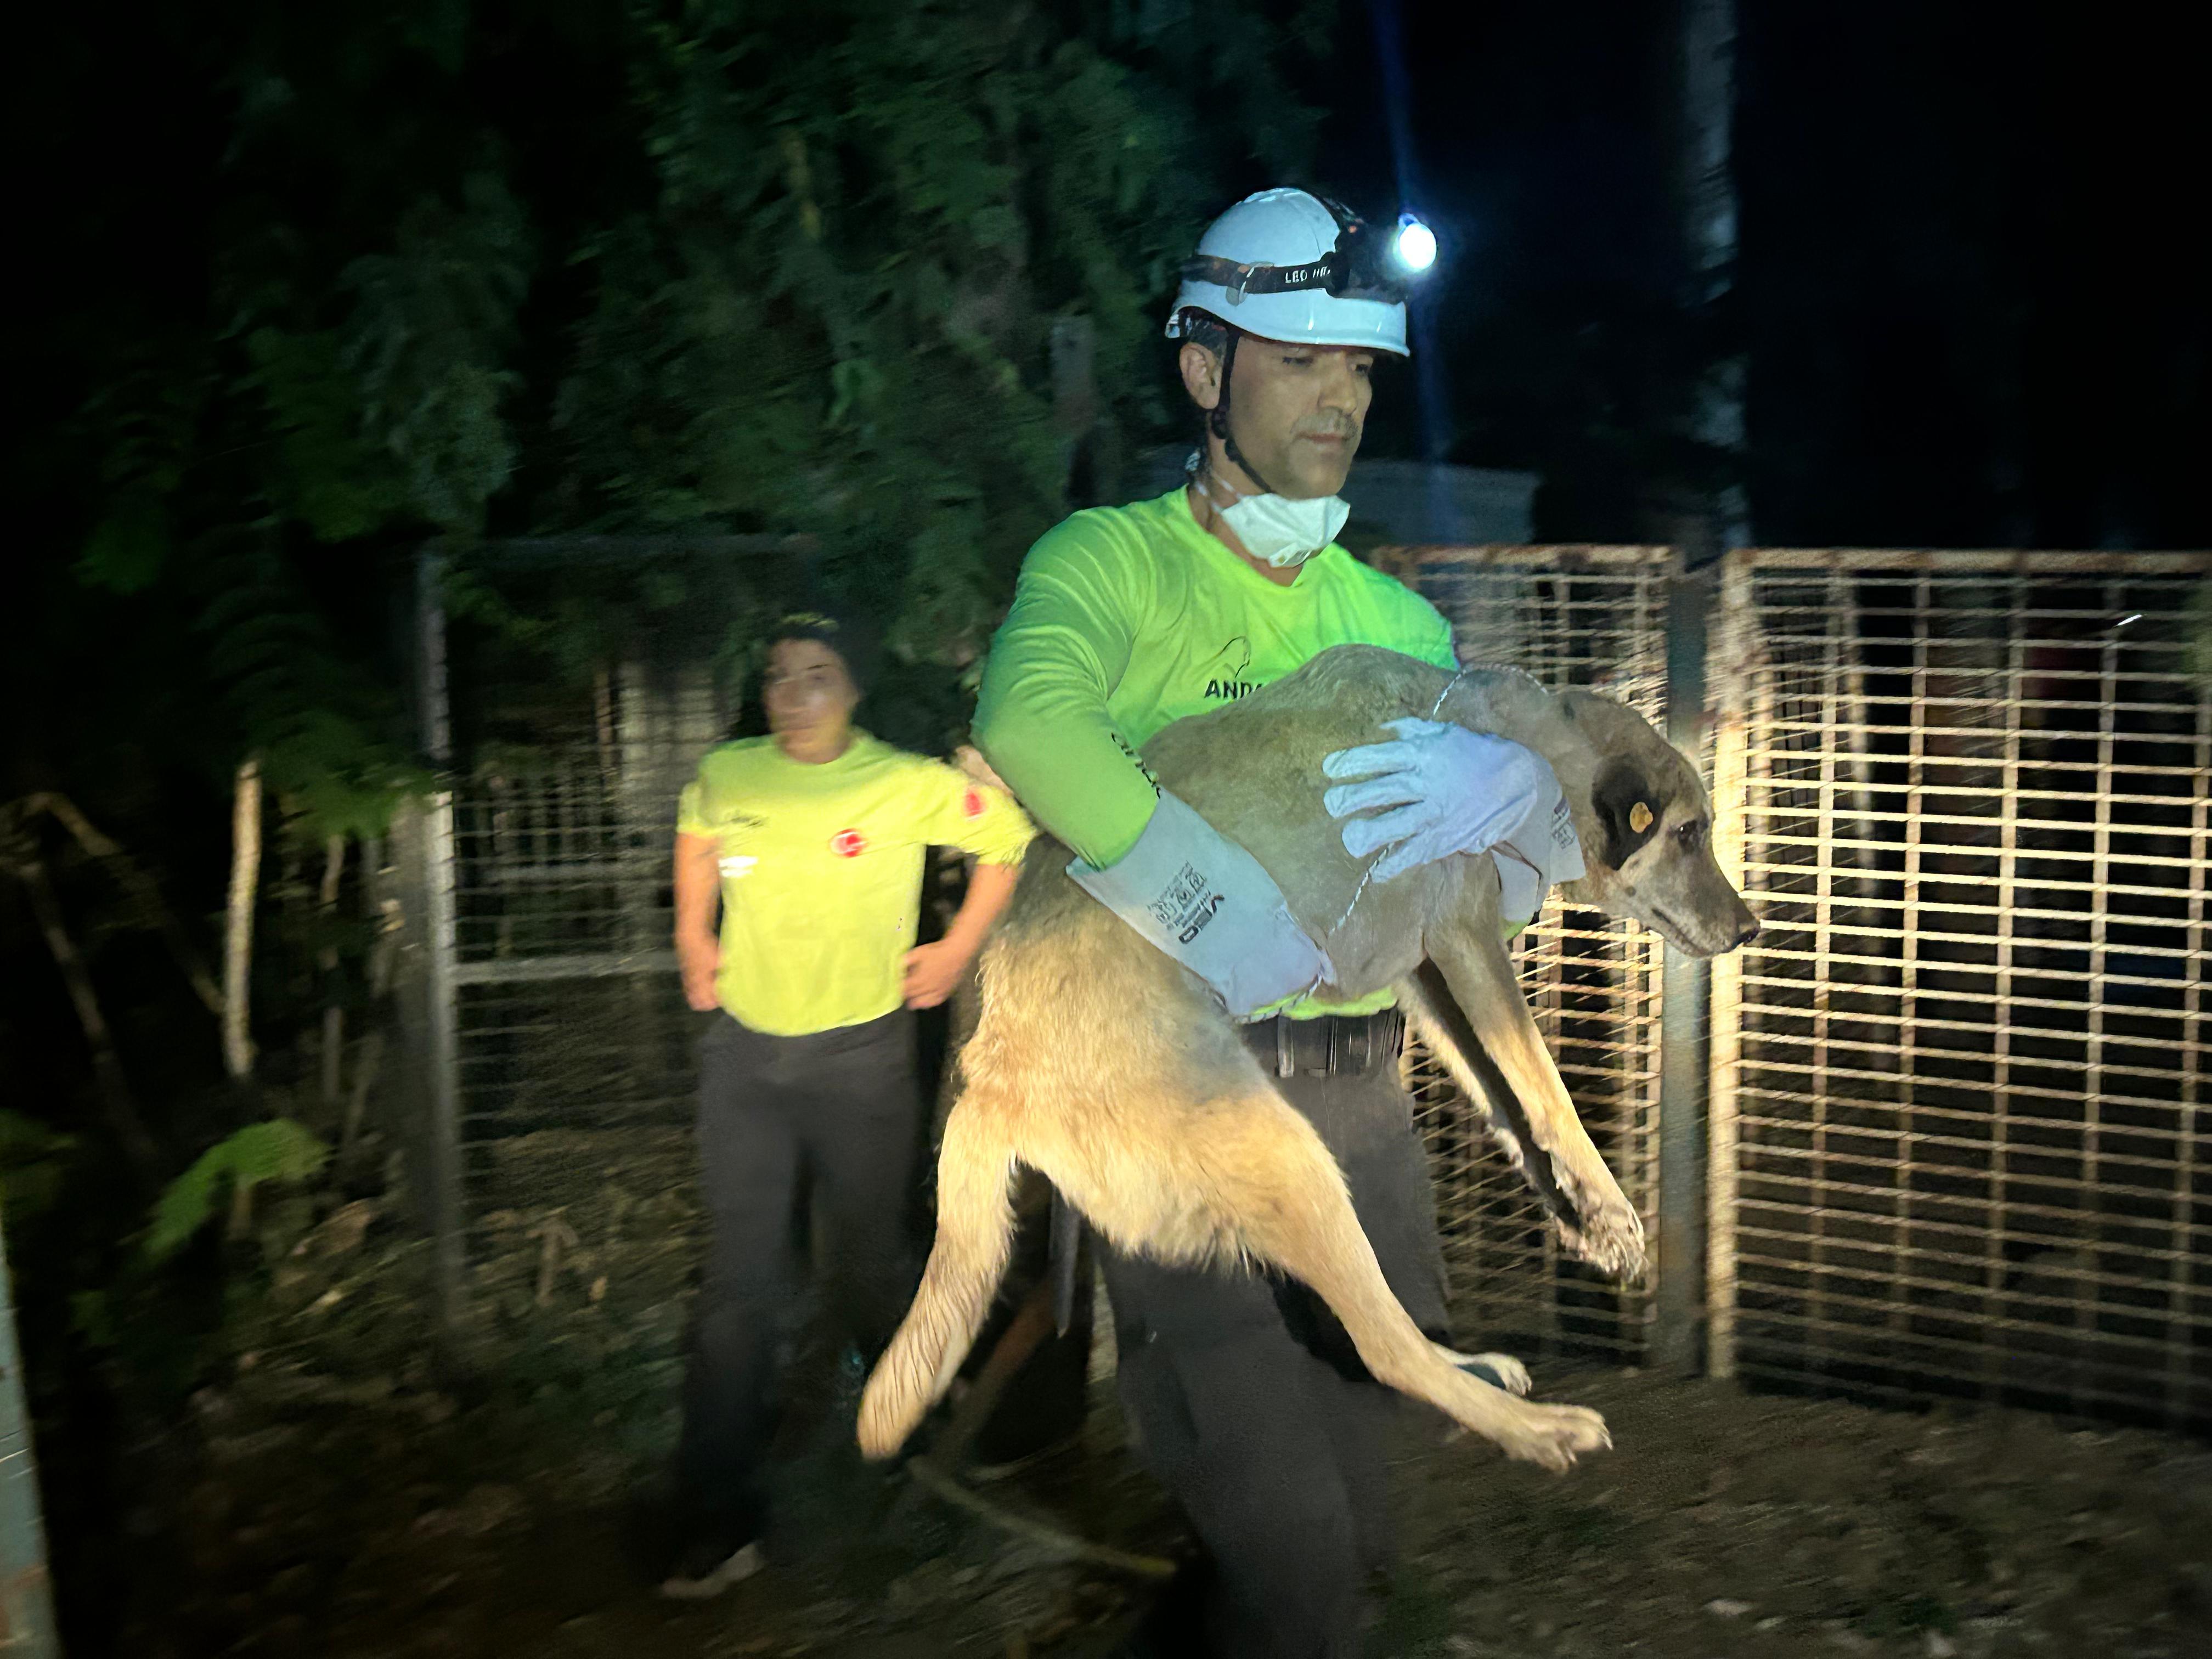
974, 190, 1581, 1659
662, 610, 1032, 1599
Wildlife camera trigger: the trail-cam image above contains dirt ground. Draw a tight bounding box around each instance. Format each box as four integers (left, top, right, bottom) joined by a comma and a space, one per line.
125, 1228, 2209, 1659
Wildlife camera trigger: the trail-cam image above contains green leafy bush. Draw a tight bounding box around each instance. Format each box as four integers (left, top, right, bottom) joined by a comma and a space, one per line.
0, 1109, 78, 1225
143, 1120, 331, 1263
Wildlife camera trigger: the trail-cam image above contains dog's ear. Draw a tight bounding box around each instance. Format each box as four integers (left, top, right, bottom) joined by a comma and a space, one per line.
1591, 758, 1663, 871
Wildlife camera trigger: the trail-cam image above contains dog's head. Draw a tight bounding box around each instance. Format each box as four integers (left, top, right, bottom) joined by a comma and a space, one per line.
1550, 690, 1758, 958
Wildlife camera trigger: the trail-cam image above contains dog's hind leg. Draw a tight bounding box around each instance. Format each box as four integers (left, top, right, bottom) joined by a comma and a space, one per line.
1144, 1087, 1609, 1473
1436, 1349, 1532, 1395
857, 1097, 1019, 1460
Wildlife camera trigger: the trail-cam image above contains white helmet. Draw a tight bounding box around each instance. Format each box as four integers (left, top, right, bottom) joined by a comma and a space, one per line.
1165, 188, 1418, 359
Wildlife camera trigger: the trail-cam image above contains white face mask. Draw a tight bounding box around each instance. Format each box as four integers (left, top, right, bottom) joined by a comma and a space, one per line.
1194, 462, 1351, 568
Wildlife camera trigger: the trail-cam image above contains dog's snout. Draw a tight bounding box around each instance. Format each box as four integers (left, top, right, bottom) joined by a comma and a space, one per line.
1734, 912, 1762, 949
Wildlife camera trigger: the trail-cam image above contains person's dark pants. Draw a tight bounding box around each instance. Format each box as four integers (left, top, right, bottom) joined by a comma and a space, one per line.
1100, 1011, 1446, 1659
673, 1009, 924, 1542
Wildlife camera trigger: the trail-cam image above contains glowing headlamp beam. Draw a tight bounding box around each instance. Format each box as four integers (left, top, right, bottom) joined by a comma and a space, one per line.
1393, 213, 1437, 274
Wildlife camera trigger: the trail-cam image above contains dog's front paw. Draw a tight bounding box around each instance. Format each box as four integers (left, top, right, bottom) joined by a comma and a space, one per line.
1494, 1402, 1611, 1473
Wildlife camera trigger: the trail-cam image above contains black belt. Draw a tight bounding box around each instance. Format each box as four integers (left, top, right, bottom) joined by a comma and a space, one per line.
1240, 1009, 1404, 1079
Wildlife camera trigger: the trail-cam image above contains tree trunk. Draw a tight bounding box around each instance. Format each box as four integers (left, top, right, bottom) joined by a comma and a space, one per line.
16, 854, 160, 1180
340, 888, 402, 1172
223, 756, 263, 1086
318, 833, 346, 1109
1050, 313, 1102, 506
1673, 0, 1751, 558
25, 791, 223, 1015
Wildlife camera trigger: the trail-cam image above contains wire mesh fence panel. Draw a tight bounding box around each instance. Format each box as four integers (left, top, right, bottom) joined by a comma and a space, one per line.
445, 656, 733, 1266
1383, 547, 1677, 1364
1712, 549, 2212, 1430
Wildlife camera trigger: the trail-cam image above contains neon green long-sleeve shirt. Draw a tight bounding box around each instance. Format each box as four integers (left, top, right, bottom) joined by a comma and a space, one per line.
974, 486, 1457, 870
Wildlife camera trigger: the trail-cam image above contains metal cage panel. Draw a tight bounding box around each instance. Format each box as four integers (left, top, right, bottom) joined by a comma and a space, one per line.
1384, 547, 1678, 1364
403, 539, 2212, 1432
1711, 549, 2212, 1430
443, 663, 731, 1263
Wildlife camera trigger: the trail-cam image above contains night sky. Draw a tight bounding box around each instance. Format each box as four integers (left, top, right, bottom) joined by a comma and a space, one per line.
1296, 1, 2209, 550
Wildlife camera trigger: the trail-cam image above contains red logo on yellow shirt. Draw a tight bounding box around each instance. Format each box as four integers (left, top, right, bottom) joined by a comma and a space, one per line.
962, 788, 985, 820
831, 828, 867, 857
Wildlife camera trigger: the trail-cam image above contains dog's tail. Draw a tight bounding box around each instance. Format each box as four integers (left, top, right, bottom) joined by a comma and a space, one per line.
857, 1096, 1019, 1460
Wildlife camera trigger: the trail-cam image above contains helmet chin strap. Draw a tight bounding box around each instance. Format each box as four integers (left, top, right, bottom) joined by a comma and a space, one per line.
1204, 329, 1285, 499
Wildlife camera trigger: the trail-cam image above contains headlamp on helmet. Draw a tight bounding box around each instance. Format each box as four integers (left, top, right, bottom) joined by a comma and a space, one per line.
1177, 198, 1438, 310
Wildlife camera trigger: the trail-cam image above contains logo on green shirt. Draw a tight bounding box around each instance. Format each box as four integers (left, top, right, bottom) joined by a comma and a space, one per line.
1199, 635, 1261, 702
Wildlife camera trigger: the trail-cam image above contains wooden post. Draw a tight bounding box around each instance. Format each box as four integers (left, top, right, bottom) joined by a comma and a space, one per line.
1654, 563, 1714, 1372
1704, 550, 1756, 1381
396, 550, 468, 1364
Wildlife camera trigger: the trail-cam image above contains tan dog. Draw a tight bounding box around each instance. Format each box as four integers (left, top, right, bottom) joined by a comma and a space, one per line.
860, 645, 1757, 1471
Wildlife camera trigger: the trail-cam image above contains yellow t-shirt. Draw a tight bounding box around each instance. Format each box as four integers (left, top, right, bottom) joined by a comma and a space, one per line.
677, 733, 1034, 1036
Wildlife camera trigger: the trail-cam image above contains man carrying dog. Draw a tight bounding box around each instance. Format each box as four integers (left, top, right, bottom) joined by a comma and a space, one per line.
973, 189, 1582, 1657
665, 609, 1033, 1596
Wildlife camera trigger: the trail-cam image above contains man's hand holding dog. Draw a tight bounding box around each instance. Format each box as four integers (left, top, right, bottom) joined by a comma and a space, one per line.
1323, 718, 1556, 884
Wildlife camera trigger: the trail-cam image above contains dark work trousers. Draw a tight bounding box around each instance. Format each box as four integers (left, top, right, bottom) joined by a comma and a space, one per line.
1100, 1013, 1448, 1659
673, 1009, 924, 1541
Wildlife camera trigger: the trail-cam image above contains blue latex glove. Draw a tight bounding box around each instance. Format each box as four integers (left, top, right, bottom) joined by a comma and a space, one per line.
1323, 718, 1561, 887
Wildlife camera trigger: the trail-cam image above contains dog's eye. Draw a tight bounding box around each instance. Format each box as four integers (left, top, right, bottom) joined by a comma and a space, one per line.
1674, 819, 1707, 849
